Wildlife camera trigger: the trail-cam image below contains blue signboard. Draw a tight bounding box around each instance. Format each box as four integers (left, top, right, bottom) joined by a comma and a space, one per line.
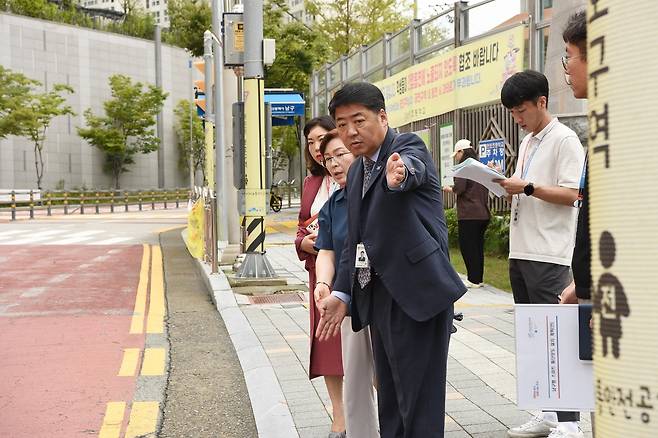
478, 138, 506, 173
265, 91, 305, 126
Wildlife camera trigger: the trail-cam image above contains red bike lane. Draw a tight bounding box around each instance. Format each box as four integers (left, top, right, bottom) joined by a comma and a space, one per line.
0, 244, 145, 437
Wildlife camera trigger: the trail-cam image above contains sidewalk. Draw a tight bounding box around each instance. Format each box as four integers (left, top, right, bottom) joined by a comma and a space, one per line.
197, 225, 593, 438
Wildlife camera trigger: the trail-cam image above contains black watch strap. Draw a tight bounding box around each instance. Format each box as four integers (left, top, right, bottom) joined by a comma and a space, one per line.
524, 183, 535, 196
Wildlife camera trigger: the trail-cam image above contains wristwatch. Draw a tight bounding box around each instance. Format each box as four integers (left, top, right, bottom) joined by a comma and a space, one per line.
523, 182, 535, 196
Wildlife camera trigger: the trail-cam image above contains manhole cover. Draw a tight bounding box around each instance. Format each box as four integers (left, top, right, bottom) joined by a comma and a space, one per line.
248, 292, 306, 305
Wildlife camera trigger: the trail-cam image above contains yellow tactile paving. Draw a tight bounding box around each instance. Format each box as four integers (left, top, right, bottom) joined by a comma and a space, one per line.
124, 401, 159, 438
146, 245, 165, 334
129, 244, 150, 334
141, 348, 166, 376
98, 401, 126, 438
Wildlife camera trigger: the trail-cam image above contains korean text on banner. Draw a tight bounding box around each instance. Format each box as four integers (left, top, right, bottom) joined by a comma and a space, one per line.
588, 2, 658, 437
374, 25, 524, 128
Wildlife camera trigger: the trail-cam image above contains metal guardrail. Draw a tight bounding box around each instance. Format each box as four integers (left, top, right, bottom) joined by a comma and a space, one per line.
0, 188, 189, 221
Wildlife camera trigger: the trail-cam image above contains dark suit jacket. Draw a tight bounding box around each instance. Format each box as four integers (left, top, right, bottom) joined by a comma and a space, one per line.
334, 128, 467, 330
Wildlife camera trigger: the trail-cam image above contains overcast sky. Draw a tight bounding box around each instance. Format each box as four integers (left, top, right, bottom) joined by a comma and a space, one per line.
416, 0, 522, 37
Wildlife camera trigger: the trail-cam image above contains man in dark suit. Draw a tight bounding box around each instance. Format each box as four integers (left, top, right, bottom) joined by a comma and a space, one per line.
316, 82, 467, 437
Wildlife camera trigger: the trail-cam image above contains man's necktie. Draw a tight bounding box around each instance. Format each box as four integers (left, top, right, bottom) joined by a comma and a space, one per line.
358, 157, 375, 288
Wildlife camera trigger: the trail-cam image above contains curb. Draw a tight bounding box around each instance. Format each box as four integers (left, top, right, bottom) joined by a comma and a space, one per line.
192, 252, 299, 438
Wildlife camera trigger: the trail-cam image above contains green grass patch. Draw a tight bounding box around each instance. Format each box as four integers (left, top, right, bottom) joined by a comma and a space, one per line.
449, 247, 511, 293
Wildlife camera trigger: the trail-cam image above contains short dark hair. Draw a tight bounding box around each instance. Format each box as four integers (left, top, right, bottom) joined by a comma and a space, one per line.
328, 82, 386, 118
500, 70, 549, 109
562, 10, 587, 59
318, 129, 340, 157
459, 147, 478, 164
303, 116, 334, 176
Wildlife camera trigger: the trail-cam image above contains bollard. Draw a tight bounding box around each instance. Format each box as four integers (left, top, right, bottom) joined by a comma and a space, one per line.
80, 191, 85, 214
164, 191, 168, 209
10, 190, 16, 221
138, 191, 143, 211
95, 192, 100, 214
175, 189, 180, 208
47, 192, 52, 216
110, 191, 115, 213
63, 191, 68, 215
29, 190, 34, 219
124, 191, 129, 212
151, 191, 155, 210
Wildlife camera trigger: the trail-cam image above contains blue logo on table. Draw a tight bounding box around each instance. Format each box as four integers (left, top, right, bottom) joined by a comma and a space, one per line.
478, 138, 505, 173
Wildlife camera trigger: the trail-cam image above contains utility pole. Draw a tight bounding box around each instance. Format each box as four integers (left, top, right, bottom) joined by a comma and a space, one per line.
237, 0, 276, 277
155, 25, 165, 188
203, 31, 215, 189
212, 0, 228, 248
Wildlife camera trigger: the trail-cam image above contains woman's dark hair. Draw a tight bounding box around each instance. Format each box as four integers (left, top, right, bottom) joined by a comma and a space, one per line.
328, 82, 386, 118
501, 70, 549, 109
562, 10, 587, 59
459, 147, 478, 164
303, 116, 335, 176
319, 129, 340, 157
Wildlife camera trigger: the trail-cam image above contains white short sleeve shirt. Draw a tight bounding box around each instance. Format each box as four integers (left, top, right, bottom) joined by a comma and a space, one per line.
509, 118, 586, 266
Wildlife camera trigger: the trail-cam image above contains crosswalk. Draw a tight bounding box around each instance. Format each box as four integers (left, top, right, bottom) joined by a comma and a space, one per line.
0, 228, 137, 245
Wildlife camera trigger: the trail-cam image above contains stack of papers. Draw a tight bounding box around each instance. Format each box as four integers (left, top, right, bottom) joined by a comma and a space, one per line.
447, 158, 508, 197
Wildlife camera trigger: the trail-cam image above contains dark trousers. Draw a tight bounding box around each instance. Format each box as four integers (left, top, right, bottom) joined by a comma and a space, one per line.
369, 277, 453, 438
509, 259, 580, 423
457, 219, 489, 284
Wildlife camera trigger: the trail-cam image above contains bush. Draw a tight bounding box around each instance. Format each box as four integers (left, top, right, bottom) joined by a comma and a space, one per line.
444, 207, 510, 258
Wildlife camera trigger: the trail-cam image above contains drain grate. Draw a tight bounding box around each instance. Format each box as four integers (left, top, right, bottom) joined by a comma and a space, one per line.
248, 292, 306, 305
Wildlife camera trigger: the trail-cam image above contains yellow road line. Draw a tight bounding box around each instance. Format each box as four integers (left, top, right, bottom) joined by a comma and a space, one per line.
141, 348, 166, 376
124, 401, 159, 438
146, 245, 165, 333
118, 348, 141, 377
98, 401, 126, 438
129, 244, 151, 334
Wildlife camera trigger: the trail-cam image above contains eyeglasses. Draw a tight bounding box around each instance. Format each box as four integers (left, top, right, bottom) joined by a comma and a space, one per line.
323, 151, 352, 166
561, 55, 585, 71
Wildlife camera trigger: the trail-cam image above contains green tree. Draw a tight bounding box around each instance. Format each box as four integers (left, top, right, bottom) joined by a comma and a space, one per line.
264, 0, 328, 94
173, 99, 205, 183
78, 75, 168, 189
305, 0, 411, 57
0, 66, 40, 139
272, 124, 301, 180
164, 0, 211, 57
22, 84, 75, 189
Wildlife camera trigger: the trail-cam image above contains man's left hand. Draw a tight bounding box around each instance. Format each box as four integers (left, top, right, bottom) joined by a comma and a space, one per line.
315, 296, 348, 341
386, 152, 406, 188
494, 176, 527, 195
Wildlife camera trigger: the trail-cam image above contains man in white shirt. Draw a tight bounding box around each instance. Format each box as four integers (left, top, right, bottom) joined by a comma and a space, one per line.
495, 70, 585, 438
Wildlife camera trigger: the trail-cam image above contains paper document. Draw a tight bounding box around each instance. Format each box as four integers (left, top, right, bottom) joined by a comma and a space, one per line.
447, 158, 508, 197
514, 304, 594, 411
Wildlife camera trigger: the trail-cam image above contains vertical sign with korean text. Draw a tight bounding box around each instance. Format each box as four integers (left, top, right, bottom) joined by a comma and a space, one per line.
478, 138, 506, 173
439, 123, 454, 186
588, 2, 658, 436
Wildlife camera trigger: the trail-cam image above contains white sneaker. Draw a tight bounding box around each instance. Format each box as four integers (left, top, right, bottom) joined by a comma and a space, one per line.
507, 415, 557, 438
464, 280, 482, 288
547, 426, 584, 438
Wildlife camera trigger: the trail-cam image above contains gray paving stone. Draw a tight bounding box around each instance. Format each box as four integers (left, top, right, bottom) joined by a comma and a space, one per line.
470, 431, 509, 438
449, 409, 497, 426
444, 431, 471, 438
446, 398, 479, 413
297, 425, 331, 438
463, 421, 507, 434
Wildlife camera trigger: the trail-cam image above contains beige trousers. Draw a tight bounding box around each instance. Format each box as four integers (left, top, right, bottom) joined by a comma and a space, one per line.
341, 317, 379, 438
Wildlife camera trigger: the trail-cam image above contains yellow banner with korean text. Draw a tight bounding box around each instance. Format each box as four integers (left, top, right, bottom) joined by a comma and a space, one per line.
374, 25, 525, 128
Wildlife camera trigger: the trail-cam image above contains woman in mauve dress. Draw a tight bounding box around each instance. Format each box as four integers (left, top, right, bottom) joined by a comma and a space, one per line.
295, 116, 345, 437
